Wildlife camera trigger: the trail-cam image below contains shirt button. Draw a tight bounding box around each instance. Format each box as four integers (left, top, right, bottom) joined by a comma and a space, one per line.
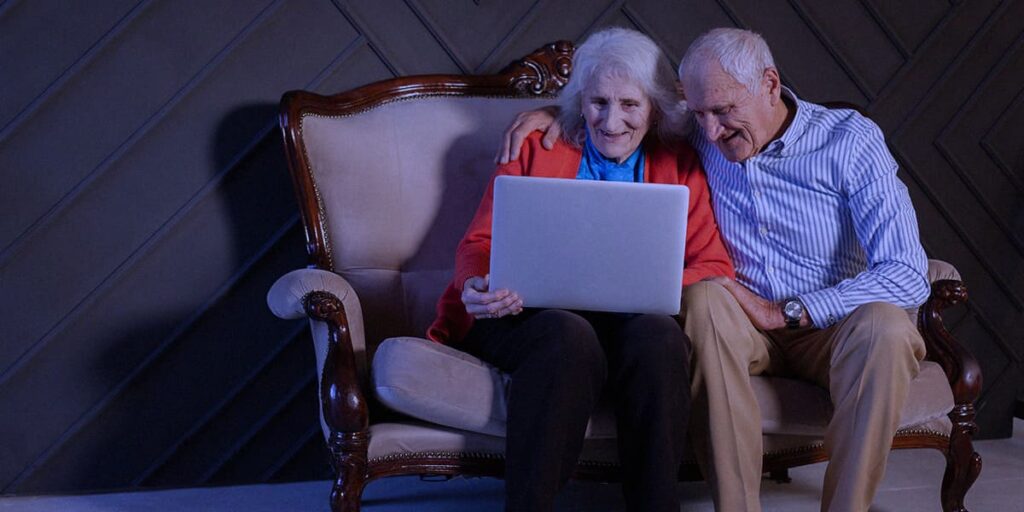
759, 225, 769, 235
766, 266, 774, 274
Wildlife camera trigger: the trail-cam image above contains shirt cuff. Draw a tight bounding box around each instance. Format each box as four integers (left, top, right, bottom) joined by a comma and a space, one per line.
798, 288, 845, 328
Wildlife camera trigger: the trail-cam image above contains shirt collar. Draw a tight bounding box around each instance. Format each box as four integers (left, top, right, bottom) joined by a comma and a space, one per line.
764, 86, 810, 156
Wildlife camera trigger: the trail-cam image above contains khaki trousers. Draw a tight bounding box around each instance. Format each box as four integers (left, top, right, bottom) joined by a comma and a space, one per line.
682, 281, 926, 512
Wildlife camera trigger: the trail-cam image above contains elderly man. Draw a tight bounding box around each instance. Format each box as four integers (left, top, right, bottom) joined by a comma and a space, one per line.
500, 28, 930, 512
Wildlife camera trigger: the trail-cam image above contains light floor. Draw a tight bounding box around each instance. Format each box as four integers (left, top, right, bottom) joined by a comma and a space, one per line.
2, 419, 1021, 512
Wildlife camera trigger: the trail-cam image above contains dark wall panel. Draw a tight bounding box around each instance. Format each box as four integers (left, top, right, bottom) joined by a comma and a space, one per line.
0, 0, 139, 129
1, 0, 1020, 495
721, 0, 869, 103
795, 0, 903, 96
0, 1, 277, 251
864, 0, 947, 53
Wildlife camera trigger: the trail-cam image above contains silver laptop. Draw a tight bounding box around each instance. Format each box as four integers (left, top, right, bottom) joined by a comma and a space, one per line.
489, 175, 689, 315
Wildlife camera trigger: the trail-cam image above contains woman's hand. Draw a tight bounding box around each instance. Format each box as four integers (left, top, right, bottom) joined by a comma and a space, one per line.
461, 275, 524, 319
494, 106, 562, 164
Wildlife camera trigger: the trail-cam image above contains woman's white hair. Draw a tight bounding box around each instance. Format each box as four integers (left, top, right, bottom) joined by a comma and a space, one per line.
678, 27, 776, 94
557, 27, 686, 147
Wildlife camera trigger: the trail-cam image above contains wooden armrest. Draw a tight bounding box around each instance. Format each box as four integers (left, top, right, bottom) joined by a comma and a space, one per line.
304, 291, 369, 436
917, 279, 983, 406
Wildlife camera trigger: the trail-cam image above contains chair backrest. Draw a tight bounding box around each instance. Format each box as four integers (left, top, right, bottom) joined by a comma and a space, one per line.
279, 42, 574, 376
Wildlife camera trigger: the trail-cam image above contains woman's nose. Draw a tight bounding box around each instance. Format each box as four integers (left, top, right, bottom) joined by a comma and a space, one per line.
602, 106, 624, 129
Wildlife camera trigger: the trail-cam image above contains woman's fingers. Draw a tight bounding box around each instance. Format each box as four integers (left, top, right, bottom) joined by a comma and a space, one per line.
461, 275, 523, 319
465, 290, 523, 319
461, 275, 491, 303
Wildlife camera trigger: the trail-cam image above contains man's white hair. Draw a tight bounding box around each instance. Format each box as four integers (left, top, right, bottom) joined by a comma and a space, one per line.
557, 27, 685, 147
678, 27, 776, 94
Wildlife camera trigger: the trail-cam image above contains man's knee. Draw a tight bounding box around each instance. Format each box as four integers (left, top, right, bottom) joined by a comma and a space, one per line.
838, 302, 924, 364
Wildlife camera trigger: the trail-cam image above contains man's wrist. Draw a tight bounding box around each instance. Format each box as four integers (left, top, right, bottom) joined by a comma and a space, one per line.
772, 303, 788, 330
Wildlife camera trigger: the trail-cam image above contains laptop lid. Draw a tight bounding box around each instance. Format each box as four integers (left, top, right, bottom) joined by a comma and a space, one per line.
489, 175, 689, 315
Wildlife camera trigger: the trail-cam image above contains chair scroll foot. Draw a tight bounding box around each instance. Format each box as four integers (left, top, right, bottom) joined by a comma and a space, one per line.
329, 430, 369, 512
941, 404, 982, 512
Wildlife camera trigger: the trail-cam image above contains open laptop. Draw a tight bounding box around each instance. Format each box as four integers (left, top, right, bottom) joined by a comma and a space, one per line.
489, 175, 689, 315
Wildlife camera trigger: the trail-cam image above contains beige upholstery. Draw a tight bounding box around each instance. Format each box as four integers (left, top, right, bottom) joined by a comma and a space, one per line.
299, 97, 554, 367
372, 335, 953, 440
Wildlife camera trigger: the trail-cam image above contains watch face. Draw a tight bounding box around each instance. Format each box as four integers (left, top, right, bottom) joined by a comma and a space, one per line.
783, 300, 803, 319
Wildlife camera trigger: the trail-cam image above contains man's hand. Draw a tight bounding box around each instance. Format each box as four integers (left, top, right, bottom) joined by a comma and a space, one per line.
461, 275, 523, 319
495, 106, 562, 164
705, 276, 788, 331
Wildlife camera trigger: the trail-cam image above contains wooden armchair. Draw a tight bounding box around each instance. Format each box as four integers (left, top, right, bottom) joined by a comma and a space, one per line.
266, 42, 982, 512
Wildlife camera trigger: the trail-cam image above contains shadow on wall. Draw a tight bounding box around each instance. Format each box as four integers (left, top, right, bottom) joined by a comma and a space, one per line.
35, 103, 331, 493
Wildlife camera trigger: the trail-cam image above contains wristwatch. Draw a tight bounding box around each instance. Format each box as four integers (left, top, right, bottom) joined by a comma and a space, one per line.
781, 297, 804, 329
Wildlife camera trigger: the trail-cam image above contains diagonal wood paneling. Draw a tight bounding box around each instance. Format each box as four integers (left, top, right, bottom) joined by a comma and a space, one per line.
0, 0, 278, 254
982, 88, 1024, 191
862, 0, 948, 54
791, 0, 903, 98
0, 0, 1020, 495
0, 0, 141, 132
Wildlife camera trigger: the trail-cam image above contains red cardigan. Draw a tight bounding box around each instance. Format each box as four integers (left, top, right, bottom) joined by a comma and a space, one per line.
427, 133, 735, 344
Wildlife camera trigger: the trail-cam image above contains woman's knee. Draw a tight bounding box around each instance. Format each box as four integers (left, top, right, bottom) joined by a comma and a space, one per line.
524, 309, 606, 372
619, 315, 691, 369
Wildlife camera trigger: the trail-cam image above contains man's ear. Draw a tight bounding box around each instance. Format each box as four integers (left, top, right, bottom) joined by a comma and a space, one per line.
763, 67, 782, 105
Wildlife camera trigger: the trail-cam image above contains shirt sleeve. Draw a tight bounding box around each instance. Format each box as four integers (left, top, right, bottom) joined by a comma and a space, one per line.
798, 122, 929, 328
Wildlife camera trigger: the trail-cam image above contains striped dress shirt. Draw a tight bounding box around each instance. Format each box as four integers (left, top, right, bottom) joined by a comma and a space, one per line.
690, 88, 929, 328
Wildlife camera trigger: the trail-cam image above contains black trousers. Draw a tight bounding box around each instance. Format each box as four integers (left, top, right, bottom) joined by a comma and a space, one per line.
463, 309, 691, 512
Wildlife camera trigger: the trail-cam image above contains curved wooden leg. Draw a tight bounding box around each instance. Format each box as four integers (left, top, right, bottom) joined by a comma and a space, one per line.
941, 405, 982, 512
328, 431, 369, 512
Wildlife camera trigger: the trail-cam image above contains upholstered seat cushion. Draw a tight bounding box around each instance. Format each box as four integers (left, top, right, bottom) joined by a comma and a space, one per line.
372, 336, 954, 438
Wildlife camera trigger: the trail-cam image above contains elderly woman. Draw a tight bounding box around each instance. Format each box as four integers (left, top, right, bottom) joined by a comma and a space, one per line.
427, 28, 733, 512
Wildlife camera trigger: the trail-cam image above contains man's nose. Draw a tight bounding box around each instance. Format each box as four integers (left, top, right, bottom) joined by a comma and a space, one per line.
702, 115, 725, 140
